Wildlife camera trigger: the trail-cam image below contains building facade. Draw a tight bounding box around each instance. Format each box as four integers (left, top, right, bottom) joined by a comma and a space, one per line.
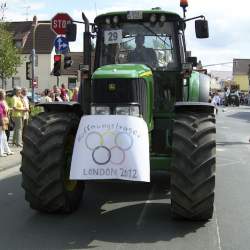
5, 21, 82, 92
233, 59, 250, 92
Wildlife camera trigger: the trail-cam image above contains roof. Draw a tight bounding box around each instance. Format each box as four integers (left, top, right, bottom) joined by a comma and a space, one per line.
7, 21, 56, 54
233, 58, 250, 75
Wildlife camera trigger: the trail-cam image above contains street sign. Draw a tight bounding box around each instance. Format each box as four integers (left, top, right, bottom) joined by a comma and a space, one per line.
51, 13, 73, 35
54, 36, 69, 54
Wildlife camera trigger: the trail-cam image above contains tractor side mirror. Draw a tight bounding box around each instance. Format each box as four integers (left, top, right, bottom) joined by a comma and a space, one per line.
195, 19, 209, 38
187, 56, 197, 67
66, 23, 77, 42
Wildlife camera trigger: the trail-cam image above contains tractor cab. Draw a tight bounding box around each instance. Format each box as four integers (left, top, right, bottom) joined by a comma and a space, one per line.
75, 10, 209, 121
94, 11, 180, 71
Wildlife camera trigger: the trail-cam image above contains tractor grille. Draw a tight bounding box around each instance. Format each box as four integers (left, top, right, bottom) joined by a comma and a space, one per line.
92, 78, 147, 120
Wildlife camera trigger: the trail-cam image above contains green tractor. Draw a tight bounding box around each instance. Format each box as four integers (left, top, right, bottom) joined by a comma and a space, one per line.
21, 3, 216, 220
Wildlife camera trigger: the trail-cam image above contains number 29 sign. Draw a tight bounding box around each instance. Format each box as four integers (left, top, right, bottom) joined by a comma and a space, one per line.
104, 29, 122, 45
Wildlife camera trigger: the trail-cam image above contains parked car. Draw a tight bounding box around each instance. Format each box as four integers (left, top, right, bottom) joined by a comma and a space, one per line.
27, 92, 41, 104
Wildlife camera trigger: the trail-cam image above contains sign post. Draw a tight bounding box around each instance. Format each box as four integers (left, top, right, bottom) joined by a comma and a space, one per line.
54, 36, 69, 54
51, 13, 73, 35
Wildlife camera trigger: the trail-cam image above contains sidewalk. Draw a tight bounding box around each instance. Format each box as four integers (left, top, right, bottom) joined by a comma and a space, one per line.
0, 131, 22, 172
0, 145, 22, 172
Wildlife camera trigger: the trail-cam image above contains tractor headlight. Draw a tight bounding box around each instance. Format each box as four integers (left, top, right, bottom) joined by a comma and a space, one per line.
115, 106, 140, 117
116, 106, 130, 115
105, 17, 111, 24
113, 16, 119, 24
91, 106, 110, 115
160, 15, 166, 22
130, 106, 140, 117
150, 14, 157, 23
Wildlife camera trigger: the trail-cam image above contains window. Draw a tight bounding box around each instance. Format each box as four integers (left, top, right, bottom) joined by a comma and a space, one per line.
12, 77, 21, 88
15, 40, 22, 49
99, 22, 178, 70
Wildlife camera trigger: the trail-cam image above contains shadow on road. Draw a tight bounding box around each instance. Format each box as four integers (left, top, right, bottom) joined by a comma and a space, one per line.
0, 174, 207, 250
227, 111, 250, 123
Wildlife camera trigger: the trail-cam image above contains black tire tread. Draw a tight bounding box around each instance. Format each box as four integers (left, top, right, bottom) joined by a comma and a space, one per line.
171, 112, 216, 220
21, 112, 84, 213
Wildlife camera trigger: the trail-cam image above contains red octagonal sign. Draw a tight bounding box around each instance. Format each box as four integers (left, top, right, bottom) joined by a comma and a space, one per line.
51, 13, 73, 35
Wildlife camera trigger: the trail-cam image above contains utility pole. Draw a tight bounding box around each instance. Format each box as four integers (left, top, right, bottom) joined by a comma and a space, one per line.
0, 1, 7, 21
31, 15, 38, 102
24, 5, 30, 21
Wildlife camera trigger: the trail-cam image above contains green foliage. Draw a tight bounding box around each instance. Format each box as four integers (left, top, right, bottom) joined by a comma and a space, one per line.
0, 23, 22, 85
30, 104, 44, 118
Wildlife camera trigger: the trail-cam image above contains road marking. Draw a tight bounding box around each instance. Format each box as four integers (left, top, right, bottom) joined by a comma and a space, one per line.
214, 206, 222, 250
0, 165, 20, 180
136, 185, 156, 228
217, 147, 226, 152
217, 161, 241, 167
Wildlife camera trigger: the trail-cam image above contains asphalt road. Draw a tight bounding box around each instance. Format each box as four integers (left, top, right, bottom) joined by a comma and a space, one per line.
0, 106, 250, 250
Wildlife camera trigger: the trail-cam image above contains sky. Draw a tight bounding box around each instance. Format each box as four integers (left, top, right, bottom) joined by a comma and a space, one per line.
3, 0, 250, 72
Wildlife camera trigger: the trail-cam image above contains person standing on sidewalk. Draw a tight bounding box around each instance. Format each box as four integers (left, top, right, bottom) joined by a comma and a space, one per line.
21, 88, 30, 131
12, 87, 27, 147
40, 89, 52, 103
0, 89, 13, 156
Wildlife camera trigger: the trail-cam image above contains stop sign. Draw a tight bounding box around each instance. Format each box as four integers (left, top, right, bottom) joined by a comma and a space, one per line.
51, 13, 73, 35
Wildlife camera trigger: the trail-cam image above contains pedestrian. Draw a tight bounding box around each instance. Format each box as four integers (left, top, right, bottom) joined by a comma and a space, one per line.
65, 89, 70, 101
55, 88, 63, 102
71, 87, 79, 102
21, 87, 30, 131
2, 91, 12, 141
0, 89, 13, 156
212, 91, 220, 114
60, 83, 67, 101
49, 91, 56, 101
40, 89, 52, 103
12, 87, 27, 147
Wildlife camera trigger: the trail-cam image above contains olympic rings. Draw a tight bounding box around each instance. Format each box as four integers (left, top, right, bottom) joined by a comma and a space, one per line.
115, 132, 133, 151
110, 146, 126, 165
84, 130, 133, 166
85, 132, 103, 150
92, 146, 111, 165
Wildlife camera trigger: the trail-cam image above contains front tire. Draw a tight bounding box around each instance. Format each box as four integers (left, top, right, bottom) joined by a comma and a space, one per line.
171, 112, 216, 220
21, 112, 84, 213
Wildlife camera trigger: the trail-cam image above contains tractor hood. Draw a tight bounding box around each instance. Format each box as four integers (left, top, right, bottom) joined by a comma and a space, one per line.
92, 64, 152, 79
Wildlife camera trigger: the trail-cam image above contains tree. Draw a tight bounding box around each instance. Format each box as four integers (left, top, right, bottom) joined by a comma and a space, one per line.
0, 22, 22, 89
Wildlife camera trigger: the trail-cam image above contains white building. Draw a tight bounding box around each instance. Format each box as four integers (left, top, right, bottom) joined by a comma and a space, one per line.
209, 70, 232, 90
5, 21, 82, 92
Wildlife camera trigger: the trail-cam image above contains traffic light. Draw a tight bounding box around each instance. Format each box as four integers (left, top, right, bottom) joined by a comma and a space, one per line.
64, 56, 73, 69
26, 62, 32, 80
53, 55, 62, 76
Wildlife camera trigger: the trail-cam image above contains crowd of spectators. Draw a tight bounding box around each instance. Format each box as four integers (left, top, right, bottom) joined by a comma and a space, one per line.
0, 87, 29, 157
0, 84, 79, 157
39, 84, 79, 103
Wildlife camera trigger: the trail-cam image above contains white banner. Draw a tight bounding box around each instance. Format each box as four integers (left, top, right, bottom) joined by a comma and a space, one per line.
70, 115, 150, 182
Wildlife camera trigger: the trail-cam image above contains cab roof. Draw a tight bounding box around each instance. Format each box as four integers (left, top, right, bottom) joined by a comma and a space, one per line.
94, 10, 181, 25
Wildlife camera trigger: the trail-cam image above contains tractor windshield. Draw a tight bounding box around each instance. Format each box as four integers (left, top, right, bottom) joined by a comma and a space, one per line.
98, 22, 178, 70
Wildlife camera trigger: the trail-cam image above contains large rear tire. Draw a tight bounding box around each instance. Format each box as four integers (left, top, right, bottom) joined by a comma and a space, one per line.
21, 112, 84, 213
171, 112, 216, 220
